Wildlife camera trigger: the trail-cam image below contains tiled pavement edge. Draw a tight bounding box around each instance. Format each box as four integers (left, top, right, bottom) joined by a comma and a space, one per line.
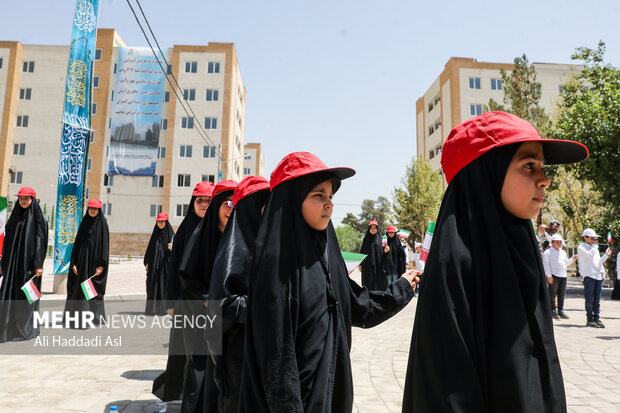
1, 261, 620, 412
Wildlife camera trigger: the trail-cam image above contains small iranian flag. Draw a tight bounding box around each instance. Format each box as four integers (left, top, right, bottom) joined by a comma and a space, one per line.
81, 278, 98, 300
21, 279, 41, 304
419, 221, 436, 263
341, 251, 367, 275
398, 229, 411, 239
0, 196, 7, 258
608, 232, 613, 243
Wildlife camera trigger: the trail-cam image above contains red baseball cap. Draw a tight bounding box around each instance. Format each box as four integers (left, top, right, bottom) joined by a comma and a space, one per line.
386, 225, 397, 233
193, 181, 215, 197
270, 152, 355, 189
368, 220, 379, 227
156, 212, 169, 221
233, 176, 269, 206
87, 199, 102, 209
16, 187, 36, 198
213, 180, 238, 197
441, 111, 589, 184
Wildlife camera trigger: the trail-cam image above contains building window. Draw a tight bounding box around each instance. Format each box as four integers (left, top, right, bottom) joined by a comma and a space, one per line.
13, 143, 26, 155
95, 49, 102, 61
244, 152, 251, 160
109, 118, 111, 128
150, 204, 163, 217
204, 117, 217, 129
176, 204, 188, 217
203, 145, 216, 158
10, 171, 23, 184
85, 187, 90, 199
111, 90, 114, 101
167, 64, 172, 75
162, 118, 168, 130
181, 117, 194, 129
183, 89, 196, 101
185, 61, 198, 73
92, 103, 97, 115
201, 174, 216, 183
158, 146, 166, 159
470, 104, 483, 116
102, 203, 112, 216
113, 63, 117, 74
87, 158, 92, 171
106, 145, 109, 156
16, 115, 29, 127
152, 175, 164, 187
469, 77, 481, 89
429, 149, 435, 160
164, 91, 170, 102
179, 145, 193, 158
428, 125, 434, 135
0, 58, 3, 68
177, 174, 191, 187
103, 174, 114, 187
491, 78, 503, 90
206, 89, 219, 101
22, 61, 35, 72
207, 62, 221, 74
244, 168, 251, 175
19, 88, 32, 100
93, 76, 100, 88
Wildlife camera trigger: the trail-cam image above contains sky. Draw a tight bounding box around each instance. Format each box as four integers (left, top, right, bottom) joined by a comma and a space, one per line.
1, 0, 619, 225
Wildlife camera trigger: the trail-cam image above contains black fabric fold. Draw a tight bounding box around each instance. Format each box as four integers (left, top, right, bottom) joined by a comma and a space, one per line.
144, 221, 174, 315
0, 197, 48, 342
402, 144, 566, 412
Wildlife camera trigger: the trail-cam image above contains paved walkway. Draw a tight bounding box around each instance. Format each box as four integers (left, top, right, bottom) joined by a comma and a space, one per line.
1, 261, 620, 412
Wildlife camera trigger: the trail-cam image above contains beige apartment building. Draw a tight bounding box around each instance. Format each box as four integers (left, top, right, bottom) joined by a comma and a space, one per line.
416, 57, 583, 183
0, 28, 259, 255
243, 142, 264, 178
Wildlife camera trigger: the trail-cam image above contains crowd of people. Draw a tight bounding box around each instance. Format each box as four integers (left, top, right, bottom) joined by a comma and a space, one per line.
0, 110, 619, 412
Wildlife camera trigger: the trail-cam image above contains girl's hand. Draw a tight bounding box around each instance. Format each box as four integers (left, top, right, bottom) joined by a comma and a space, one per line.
72, 265, 78, 275
95, 266, 103, 276
402, 269, 420, 290
35, 268, 43, 277
547, 277, 553, 285
384, 245, 390, 253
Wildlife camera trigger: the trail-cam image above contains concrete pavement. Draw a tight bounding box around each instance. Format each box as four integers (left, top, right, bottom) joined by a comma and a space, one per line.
2, 260, 620, 412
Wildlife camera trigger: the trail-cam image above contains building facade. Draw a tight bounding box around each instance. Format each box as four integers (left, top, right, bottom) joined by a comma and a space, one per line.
416, 57, 583, 183
243, 142, 264, 178
0, 29, 255, 255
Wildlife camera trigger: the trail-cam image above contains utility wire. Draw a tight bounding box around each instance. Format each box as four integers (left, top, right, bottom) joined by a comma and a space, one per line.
125, 0, 232, 176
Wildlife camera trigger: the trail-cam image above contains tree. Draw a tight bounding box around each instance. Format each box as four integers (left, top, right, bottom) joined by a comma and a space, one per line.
342, 196, 394, 233
393, 158, 443, 244
335, 224, 362, 253
549, 41, 620, 224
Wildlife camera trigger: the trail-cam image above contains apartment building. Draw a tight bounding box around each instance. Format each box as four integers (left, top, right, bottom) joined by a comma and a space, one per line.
0, 29, 254, 255
416, 57, 583, 183
243, 142, 264, 178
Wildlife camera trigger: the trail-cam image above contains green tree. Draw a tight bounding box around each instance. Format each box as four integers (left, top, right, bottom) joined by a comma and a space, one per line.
393, 158, 443, 243
341, 196, 394, 233
549, 41, 620, 223
335, 224, 362, 253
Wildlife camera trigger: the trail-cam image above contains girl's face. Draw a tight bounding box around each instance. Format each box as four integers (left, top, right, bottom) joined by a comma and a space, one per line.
156, 220, 166, 229
18, 196, 32, 209
194, 196, 211, 218
88, 207, 99, 217
302, 180, 334, 231
501, 142, 550, 219
387, 232, 395, 238
369, 225, 378, 235
218, 196, 234, 232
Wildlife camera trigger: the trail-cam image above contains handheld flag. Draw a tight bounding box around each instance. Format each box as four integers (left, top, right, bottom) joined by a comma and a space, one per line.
608, 232, 613, 243
80, 277, 98, 300
341, 251, 367, 275
398, 229, 411, 239
21, 279, 42, 304
0, 196, 6, 258
419, 221, 435, 263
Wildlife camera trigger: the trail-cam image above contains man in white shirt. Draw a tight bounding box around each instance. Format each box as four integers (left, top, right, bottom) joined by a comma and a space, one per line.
578, 228, 612, 328
544, 234, 575, 320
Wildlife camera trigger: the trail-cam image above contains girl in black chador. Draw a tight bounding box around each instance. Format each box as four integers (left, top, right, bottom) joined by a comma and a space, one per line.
383, 225, 406, 285
206, 175, 270, 412
360, 220, 388, 291
402, 111, 589, 413
0, 187, 48, 343
239, 152, 417, 412
144, 212, 175, 316
64, 199, 109, 326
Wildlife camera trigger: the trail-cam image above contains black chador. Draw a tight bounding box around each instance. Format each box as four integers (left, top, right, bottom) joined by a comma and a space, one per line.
152, 191, 204, 403
64, 205, 109, 326
206, 176, 269, 412
384, 231, 406, 284
144, 217, 174, 315
239, 167, 414, 413
360, 224, 387, 291
178, 180, 237, 413
401, 145, 566, 412
0, 193, 48, 343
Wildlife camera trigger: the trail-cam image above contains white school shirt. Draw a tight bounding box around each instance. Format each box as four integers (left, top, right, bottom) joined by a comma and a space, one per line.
577, 243, 609, 280
543, 247, 574, 278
